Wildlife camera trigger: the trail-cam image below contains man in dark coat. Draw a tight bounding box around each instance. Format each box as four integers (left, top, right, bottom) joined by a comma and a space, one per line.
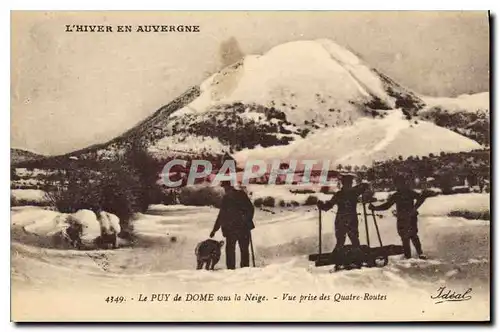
369, 175, 427, 259
317, 174, 370, 249
210, 181, 255, 269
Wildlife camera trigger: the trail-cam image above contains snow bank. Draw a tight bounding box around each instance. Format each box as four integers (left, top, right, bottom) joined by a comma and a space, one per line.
97, 211, 121, 235
418, 193, 489, 217
67, 209, 102, 242
12, 209, 66, 236
247, 185, 301, 202
11, 208, 122, 249
148, 204, 214, 211
11, 189, 49, 203
373, 191, 394, 201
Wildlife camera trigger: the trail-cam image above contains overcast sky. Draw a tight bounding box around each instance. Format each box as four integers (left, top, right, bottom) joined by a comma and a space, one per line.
11, 11, 489, 155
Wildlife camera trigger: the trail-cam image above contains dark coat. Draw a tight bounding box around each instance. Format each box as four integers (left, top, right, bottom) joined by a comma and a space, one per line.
212, 189, 255, 237
370, 189, 426, 237
320, 183, 369, 228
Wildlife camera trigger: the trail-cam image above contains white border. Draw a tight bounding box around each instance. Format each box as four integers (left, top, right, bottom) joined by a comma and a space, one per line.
3, 0, 498, 10
3, 1, 497, 331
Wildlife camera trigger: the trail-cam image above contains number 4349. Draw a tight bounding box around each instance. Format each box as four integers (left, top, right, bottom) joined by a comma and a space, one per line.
105, 296, 125, 303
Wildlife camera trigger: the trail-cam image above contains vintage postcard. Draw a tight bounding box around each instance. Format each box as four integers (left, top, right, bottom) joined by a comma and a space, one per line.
10, 11, 490, 322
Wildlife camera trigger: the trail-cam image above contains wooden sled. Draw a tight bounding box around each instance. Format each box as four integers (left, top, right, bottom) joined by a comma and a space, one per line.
308, 244, 404, 268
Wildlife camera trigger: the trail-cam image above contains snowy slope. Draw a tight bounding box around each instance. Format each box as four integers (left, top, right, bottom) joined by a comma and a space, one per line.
421, 92, 489, 114
233, 110, 482, 168
11, 148, 45, 165
417, 92, 489, 146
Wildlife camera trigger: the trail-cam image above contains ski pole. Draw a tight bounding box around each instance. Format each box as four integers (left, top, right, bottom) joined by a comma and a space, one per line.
249, 232, 256, 267
362, 202, 370, 247
318, 208, 322, 263
371, 210, 383, 247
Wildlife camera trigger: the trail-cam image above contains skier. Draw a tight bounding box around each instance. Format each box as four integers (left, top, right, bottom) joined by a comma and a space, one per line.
210, 181, 255, 270
368, 175, 428, 260
317, 174, 370, 249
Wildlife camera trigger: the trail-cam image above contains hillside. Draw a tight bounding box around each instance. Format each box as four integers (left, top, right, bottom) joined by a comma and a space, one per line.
418, 92, 490, 146
15, 39, 489, 171
232, 111, 482, 169
11, 148, 45, 165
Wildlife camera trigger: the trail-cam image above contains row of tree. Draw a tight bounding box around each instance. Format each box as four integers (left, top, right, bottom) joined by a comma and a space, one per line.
362, 149, 490, 192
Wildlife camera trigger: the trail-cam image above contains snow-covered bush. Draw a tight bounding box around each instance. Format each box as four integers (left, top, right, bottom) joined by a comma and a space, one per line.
43, 143, 167, 239
45, 165, 144, 239
11, 189, 50, 207
17, 208, 123, 250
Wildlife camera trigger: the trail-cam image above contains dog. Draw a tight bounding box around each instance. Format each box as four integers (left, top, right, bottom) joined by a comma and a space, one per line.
195, 239, 224, 270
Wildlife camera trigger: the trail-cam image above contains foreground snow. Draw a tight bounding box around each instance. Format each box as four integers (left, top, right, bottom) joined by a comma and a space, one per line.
11, 193, 490, 321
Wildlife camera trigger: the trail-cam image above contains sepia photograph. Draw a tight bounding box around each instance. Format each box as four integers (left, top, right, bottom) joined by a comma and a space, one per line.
10, 10, 490, 322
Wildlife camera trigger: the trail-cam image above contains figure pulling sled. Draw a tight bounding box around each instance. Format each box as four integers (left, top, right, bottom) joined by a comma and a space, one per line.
309, 174, 404, 271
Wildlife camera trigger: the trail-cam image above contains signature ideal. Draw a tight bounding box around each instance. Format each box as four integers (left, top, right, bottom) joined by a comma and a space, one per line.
430, 286, 472, 304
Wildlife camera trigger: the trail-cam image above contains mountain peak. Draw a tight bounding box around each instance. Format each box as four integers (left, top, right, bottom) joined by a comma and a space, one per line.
172, 38, 423, 128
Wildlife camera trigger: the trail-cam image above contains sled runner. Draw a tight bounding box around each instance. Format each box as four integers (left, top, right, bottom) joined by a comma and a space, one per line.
308, 244, 404, 267
309, 204, 404, 269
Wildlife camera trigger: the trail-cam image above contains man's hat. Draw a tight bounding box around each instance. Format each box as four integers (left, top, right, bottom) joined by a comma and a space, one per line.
340, 173, 356, 180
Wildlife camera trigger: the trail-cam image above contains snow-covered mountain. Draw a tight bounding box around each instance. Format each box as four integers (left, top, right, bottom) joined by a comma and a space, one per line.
25, 39, 488, 169
170, 39, 424, 126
